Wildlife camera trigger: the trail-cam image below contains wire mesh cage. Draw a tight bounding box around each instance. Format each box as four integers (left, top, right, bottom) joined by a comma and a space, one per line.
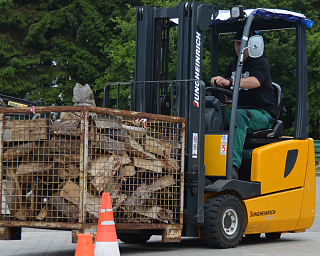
0, 106, 185, 229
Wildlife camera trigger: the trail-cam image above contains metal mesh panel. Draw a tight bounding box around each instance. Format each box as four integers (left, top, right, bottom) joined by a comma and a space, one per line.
0, 107, 184, 227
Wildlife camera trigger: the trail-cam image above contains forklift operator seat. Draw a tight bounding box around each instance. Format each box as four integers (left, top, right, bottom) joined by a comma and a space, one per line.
246, 82, 283, 138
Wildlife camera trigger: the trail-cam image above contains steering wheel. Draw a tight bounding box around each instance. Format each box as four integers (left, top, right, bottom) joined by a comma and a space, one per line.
206, 86, 233, 104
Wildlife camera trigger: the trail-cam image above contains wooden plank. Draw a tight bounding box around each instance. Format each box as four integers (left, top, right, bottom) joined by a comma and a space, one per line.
125, 137, 156, 159
144, 135, 173, 158
94, 114, 122, 129
31, 141, 52, 161
60, 112, 80, 121
90, 155, 122, 192
4, 119, 48, 142
104, 128, 129, 141
50, 119, 80, 137
88, 154, 130, 177
133, 158, 164, 173
93, 134, 126, 155
52, 112, 97, 139
122, 124, 147, 138
164, 158, 181, 174
118, 152, 131, 165
5, 169, 23, 215
111, 190, 127, 211
16, 163, 53, 175
56, 164, 80, 179
104, 176, 123, 194
49, 137, 81, 154
120, 165, 136, 178
49, 195, 79, 220
60, 181, 101, 218
3, 142, 36, 161
124, 175, 176, 214
88, 155, 110, 177
172, 141, 182, 150
14, 205, 29, 220
135, 206, 173, 223
124, 184, 150, 214
150, 174, 176, 192
36, 205, 47, 221
55, 154, 80, 164
88, 154, 130, 192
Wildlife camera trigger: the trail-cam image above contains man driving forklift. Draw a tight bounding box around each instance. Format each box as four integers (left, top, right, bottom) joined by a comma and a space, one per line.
210, 27, 277, 179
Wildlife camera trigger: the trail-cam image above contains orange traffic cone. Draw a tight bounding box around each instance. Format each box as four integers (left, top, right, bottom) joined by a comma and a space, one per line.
74, 233, 95, 256
94, 193, 120, 256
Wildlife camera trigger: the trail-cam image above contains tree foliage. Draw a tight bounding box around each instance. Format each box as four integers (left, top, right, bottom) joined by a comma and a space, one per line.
1, 0, 320, 137
0, 0, 137, 106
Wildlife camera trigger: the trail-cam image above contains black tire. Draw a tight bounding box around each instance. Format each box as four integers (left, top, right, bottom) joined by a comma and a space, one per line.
117, 233, 152, 244
265, 232, 281, 240
200, 194, 245, 249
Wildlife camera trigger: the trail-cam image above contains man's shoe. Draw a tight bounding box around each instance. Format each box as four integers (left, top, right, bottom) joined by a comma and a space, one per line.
232, 166, 239, 180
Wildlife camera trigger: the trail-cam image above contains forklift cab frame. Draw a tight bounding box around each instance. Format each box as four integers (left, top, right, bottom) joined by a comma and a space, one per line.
200, 8, 315, 248
209, 7, 313, 180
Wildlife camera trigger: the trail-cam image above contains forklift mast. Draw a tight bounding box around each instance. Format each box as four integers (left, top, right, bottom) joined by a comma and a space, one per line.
134, 2, 218, 236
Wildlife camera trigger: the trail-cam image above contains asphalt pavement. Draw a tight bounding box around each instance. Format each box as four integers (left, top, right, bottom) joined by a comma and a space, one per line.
1, 176, 320, 256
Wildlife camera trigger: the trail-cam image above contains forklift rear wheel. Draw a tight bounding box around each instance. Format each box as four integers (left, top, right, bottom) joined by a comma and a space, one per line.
200, 194, 245, 248
117, 233, 152, 244
265, 232, 281, 240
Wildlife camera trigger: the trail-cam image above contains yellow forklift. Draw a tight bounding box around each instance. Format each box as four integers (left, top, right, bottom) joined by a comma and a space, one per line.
105, 2, 316, 248
0, 2, 315, 248
201, 6, 315, 248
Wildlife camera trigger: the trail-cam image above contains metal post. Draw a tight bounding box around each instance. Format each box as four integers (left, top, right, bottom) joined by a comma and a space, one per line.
294, 23, 309, 138
134, 5, 155, 112
226, 14, 255, 180
0, 114, 3, 214
180, 2, 218, 235
176, 2, 191, 118
211, 27, 219, 78
79, 110, 89, 223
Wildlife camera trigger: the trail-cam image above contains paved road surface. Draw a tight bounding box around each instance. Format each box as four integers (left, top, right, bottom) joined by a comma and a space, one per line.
1, 177, 319, 256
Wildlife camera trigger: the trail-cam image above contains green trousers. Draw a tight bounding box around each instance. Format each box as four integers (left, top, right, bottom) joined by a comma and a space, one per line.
225, 108, 274, 168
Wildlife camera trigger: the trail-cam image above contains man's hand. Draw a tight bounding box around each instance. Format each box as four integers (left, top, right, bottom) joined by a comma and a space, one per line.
211, 76, 260, 89
211, 76, 230, 87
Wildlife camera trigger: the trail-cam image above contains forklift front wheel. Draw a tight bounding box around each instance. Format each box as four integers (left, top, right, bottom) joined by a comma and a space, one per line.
200, 194, 245, 248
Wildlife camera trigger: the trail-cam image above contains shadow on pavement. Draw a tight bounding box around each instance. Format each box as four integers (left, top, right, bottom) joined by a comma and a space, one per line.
119, 235, 300, 255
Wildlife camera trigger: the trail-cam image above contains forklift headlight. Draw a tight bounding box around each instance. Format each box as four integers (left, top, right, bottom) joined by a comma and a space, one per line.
230, 5, 244, 19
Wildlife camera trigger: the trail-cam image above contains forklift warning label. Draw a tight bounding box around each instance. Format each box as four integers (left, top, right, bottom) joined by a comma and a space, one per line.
250, 210, 276, 217
192, 133, 198, 158
220, 135, 227, 155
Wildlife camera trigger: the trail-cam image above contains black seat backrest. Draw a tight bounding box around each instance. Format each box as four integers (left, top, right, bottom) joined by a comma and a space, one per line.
272, 82, 281, 119
246, 82, 283, 139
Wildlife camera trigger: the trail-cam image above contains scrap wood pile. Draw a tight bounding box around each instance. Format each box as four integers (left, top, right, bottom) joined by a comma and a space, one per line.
1, 84, 184, 225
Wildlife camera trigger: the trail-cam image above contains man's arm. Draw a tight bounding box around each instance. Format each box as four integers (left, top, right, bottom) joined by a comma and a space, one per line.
211, 76, 260, 89
236, 77, 260, 89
